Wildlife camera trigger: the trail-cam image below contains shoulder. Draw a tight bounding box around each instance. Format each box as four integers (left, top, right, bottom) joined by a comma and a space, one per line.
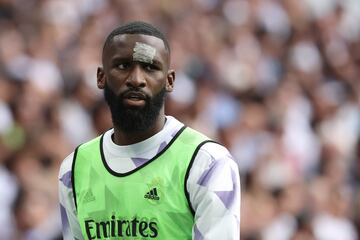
58, 152, 75, 194
59, 152, 74, 180
185, 126, 239, 182
58, 132, 105, 180
194, 141, 238, 171
180, 125, 237, 169
184, 125, 233, 161
198, 141, 233, 160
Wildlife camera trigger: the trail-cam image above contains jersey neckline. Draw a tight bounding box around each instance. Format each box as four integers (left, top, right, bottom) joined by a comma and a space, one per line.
99, 126, 187, 177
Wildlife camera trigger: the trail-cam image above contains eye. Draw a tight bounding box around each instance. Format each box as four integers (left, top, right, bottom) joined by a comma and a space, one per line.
117, 62, 130, 70
143, 63, 159, 71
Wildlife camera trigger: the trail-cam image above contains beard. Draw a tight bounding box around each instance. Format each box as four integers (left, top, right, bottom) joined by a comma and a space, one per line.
104, 83, 166, 133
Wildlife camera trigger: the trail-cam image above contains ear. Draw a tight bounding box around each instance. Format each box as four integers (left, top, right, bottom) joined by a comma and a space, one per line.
97, 67, 106, 89
166, 69, 175, 92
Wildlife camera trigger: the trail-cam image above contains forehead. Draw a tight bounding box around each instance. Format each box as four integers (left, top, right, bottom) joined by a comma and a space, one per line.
103, 34, 168, 64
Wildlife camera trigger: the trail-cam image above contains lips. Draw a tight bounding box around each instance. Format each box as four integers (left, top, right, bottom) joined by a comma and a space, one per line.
122, 91, 147, 107
123, 91, 146, 100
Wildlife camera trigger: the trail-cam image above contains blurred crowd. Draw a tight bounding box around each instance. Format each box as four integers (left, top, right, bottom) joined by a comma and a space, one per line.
0, 0, 359, 239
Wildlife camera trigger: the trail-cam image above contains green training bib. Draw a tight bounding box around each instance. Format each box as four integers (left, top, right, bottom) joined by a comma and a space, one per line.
72, 126, 211, 240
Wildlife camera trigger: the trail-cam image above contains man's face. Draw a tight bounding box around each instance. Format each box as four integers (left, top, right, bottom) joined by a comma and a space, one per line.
97, 34, 174, 132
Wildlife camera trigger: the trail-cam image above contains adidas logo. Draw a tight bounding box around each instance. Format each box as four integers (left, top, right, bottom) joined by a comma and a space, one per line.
144, 188, 160, 200
83, 189, 96, 203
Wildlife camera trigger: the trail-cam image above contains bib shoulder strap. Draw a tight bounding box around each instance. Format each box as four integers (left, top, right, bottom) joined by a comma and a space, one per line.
71, 135, 103, 210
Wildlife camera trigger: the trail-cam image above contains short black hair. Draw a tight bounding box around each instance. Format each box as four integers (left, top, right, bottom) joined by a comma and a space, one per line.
103, 21, 170, 53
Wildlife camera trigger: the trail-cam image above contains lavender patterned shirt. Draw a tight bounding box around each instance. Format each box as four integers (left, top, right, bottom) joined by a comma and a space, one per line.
59, 116, 240, 240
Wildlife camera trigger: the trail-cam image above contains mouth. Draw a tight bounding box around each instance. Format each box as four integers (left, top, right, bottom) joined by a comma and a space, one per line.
122, 91, 147, 107
124, 91, 146, 100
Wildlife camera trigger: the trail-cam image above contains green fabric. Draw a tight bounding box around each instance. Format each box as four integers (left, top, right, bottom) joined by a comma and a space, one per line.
73, 127, 209, 239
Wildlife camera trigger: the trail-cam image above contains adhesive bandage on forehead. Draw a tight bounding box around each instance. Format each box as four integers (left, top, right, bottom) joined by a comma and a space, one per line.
133, 42, 156, 64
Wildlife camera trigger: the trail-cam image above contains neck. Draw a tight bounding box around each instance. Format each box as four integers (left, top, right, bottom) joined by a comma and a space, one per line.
112, 115, 166, 145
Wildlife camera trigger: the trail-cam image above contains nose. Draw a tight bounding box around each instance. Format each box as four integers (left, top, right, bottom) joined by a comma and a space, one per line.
126, 65, 146, 88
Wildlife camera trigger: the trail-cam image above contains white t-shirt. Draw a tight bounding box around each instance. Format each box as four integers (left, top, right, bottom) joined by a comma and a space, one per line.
58, 116, 240, 240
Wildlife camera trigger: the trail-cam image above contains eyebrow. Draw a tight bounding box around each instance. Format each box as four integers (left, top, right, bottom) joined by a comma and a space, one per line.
111, 56, 131, 63
111, 56, 164, 66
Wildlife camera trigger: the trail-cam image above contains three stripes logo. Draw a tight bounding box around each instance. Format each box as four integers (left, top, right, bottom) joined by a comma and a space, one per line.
144, 188, 160, 200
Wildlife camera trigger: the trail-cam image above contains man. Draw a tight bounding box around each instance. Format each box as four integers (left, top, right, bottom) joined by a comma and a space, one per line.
59, 21, 240, 240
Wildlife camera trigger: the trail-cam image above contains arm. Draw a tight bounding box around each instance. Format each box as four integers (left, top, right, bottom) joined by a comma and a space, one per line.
187, 142, 241, 240
58, 153, 84, 240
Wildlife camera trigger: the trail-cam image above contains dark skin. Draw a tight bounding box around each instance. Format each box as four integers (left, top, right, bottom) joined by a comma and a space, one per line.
97, 34, 175, 145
